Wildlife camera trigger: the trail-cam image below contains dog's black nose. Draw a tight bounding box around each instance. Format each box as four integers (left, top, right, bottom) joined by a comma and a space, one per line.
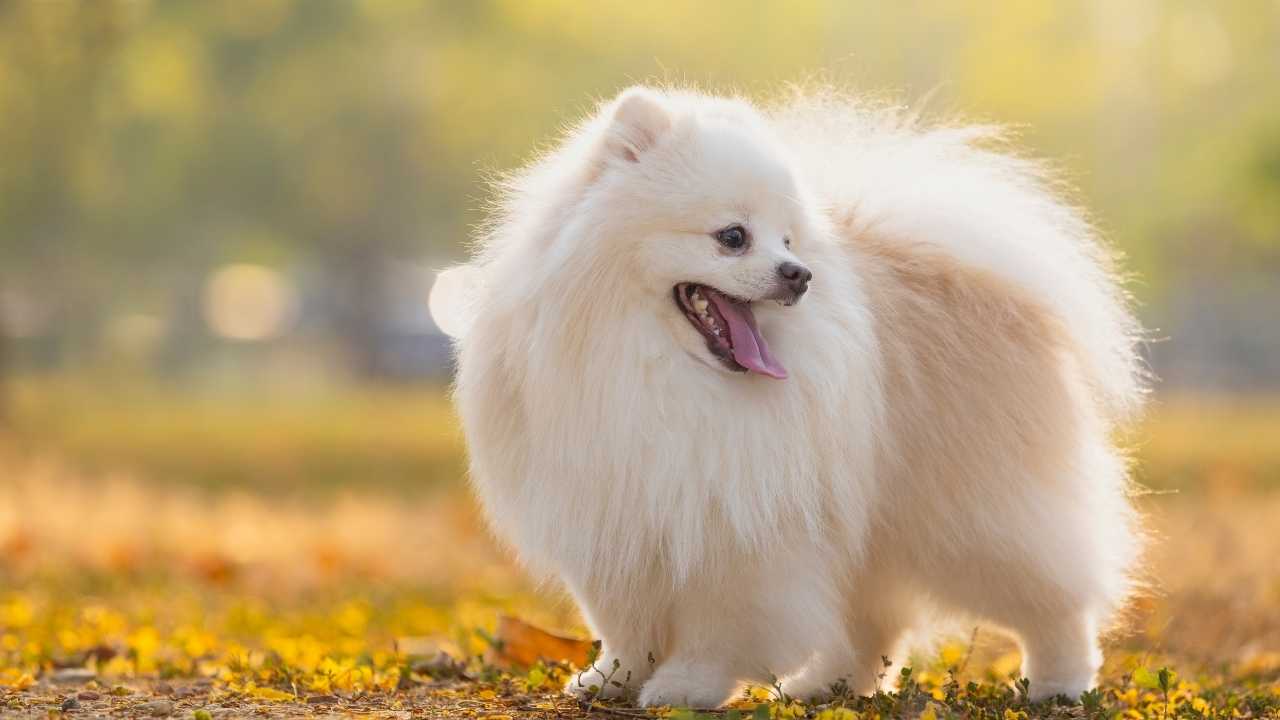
778, 261, 812, 296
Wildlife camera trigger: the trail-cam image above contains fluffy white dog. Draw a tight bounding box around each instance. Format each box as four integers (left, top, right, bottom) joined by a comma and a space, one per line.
439, 85, 1145, 708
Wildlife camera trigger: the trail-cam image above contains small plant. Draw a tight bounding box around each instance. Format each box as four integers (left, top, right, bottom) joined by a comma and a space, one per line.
1080, 687, 1105, 718
1157, 666, 1174, 720
1014, 676, 1032, 703
874, 654, 893, 694
571, 640, 635, 708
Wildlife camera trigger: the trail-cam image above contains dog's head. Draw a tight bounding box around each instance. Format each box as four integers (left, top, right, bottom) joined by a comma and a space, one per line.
584, 87, 820, 379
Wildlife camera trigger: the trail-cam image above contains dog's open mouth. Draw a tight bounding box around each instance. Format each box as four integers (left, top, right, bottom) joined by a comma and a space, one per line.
673, 283, 787, 379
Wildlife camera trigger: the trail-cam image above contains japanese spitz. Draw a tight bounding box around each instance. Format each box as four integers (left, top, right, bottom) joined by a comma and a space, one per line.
437, 86, 1145, 707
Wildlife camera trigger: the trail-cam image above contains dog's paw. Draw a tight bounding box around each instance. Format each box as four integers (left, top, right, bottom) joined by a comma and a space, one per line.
779, 674, 837, 704
564, 669, 630, 702
1025, 675, 1095, 703
637, 661, 734, 709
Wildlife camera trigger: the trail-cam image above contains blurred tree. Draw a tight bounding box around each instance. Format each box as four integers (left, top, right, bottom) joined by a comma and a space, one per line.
0, 0, 1276, 385
0, 1, 131, 415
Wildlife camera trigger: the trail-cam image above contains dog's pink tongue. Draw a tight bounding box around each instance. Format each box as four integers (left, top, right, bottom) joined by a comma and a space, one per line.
706, 291, 787, 379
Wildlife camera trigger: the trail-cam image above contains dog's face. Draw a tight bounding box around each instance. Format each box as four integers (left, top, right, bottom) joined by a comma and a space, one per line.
592, 88, 817, 379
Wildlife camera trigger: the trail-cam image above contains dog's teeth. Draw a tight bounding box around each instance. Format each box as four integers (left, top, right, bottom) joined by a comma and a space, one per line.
693, 297, 708, 313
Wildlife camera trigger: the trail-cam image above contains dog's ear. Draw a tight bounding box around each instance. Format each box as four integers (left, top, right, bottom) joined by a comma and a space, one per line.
604, 87, 671, 163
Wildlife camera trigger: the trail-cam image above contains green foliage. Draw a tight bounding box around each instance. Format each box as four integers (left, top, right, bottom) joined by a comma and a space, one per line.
1, 0, 1278, 346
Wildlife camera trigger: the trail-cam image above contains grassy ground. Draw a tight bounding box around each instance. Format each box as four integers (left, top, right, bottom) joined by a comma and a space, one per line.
4, 376, 468, 494
1, 376, 1279, 718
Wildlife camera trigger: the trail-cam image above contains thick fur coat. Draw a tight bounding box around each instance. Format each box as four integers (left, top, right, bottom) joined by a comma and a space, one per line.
441, 86, 1146, 707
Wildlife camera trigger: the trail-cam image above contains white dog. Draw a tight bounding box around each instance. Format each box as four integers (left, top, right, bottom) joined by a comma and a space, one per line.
439, 85, 1145, 708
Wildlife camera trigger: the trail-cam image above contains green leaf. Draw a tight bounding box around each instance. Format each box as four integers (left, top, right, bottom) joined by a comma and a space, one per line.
1133, 667, 1160, 690
1158, 666, 1174, 692
526, 664, 546, 689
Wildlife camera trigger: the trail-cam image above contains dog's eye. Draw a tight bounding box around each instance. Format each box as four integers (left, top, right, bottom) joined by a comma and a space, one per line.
783, 236, 791, 248
716, 225, 748, 251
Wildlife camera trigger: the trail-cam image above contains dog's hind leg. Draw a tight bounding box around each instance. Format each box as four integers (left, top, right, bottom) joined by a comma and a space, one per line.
1011, 608, 1104, 701
923, 458, 1135, 703
782, 579, 915, 701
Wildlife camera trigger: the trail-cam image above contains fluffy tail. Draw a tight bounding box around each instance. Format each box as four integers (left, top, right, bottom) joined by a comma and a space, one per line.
769, 87, 1147, 423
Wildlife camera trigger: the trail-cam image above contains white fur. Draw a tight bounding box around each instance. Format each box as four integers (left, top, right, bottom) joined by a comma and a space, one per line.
445, 85, 1145, 707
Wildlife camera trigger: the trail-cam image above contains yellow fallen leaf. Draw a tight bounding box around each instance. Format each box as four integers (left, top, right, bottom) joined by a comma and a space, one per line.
484, 615, 591, 670
773, 701, 807, 719
988, 651, 1021, 680
0, 668, 34, 690
249, 685, 295, 701
938, 641, 967, 669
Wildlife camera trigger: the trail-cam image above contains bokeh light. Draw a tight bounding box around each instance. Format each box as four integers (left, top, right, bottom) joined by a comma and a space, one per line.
202, 264, 296, 342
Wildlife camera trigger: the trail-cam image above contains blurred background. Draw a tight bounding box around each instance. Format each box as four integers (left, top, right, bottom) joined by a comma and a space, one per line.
4, 0, 1280, 397
1, 0, 1278, 693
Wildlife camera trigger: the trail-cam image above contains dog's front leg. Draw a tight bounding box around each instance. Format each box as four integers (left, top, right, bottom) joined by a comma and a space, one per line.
563, 582, 667, 702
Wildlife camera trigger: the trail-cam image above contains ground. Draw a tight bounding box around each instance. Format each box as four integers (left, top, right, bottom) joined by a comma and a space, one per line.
1, 379, 1278, 718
